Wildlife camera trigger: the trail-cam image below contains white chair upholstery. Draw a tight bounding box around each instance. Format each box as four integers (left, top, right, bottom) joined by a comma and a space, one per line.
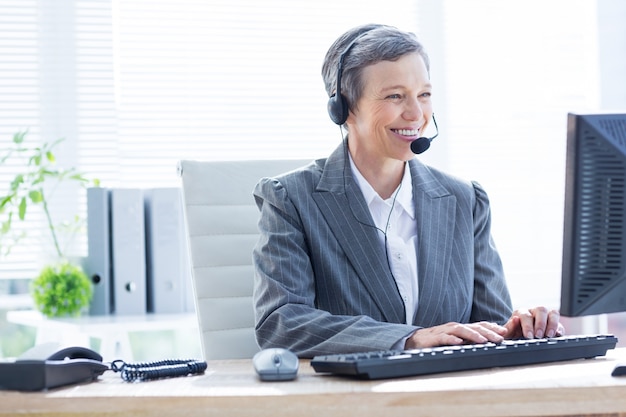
178, 159, 309, 360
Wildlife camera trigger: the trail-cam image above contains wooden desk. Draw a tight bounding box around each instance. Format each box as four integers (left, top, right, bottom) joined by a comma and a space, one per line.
2, 348, 626, 417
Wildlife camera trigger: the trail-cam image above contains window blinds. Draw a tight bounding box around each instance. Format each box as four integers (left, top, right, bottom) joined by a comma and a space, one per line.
0, 0, 422, 281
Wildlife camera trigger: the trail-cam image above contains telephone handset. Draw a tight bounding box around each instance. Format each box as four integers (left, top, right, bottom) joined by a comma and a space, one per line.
0, 344, 108, 391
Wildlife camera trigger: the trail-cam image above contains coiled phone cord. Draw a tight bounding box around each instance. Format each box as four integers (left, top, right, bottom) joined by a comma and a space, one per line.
110, 358, 207, 382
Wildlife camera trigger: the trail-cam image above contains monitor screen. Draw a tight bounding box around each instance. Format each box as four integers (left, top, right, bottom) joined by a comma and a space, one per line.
560, 112, 626, 317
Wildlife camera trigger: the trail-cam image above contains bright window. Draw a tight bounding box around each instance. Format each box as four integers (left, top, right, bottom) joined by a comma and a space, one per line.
2, 0, 624, 322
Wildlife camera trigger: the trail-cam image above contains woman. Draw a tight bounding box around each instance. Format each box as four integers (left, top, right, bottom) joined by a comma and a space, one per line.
252, 23, 563, 358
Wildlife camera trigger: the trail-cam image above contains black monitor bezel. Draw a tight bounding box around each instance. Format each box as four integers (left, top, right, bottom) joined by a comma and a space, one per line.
560, 112, 626, 317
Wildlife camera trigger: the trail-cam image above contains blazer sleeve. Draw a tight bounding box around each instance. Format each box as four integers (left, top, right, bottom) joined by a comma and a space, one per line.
469, 181, 513, 324
252, 176, 417, 358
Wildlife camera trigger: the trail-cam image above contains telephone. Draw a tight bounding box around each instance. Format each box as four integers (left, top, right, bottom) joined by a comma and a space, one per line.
0, 343, 208, 391
0, 343, 109, 391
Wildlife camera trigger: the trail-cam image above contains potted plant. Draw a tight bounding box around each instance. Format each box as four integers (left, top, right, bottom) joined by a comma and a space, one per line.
1, 130, 99, 317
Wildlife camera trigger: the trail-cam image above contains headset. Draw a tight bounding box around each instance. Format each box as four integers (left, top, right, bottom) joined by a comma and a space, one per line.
327, 32, 370, 126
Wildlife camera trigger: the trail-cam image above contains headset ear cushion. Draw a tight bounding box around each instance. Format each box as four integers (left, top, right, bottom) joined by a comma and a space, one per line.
327, 94, 349, 125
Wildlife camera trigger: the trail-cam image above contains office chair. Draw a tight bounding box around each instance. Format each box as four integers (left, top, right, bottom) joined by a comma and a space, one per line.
178, 159, 309, 360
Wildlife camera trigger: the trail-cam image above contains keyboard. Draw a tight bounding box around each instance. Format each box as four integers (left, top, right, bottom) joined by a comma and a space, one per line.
310, 334, 618, 380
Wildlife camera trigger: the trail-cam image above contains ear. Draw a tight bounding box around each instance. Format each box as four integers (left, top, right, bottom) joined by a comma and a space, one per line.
344, 106, 359, 127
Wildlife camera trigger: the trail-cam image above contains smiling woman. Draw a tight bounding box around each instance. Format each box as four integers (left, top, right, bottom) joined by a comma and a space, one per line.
347, 53, 434, 190
1, 0, 625, 354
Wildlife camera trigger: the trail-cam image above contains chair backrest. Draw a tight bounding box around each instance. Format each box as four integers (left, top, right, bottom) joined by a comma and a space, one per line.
178, 159, 309, 360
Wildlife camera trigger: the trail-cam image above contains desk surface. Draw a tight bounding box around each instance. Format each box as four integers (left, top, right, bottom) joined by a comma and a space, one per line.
2, 348, 626, 417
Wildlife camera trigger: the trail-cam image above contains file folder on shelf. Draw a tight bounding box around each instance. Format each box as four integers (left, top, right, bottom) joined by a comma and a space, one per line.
144, 187, 193, 314
86, 187, 113, 315
110, 188, 147, 315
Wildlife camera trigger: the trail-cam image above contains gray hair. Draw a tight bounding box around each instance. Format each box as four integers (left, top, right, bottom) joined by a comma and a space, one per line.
321, 24, 429, 119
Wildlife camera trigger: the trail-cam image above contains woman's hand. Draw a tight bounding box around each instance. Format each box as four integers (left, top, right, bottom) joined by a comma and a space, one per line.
403, 308, 565, 350
404, 321, 507, 349
503, 307, 565, 339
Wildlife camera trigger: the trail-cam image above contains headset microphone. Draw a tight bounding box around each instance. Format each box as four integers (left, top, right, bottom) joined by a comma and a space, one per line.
410, 114, 439, 154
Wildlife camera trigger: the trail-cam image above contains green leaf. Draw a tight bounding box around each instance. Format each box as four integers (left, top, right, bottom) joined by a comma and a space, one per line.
1, 215, 12, 233
29, 190, 43, 203
46, 151, 55, 163
18, 197, 27, 220
10, 174, 24, 191
13, 130, 27, 144
0, 195, 12, 210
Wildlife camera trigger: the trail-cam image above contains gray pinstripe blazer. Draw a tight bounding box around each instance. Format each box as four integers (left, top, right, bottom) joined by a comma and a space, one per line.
252, 141, 513, 358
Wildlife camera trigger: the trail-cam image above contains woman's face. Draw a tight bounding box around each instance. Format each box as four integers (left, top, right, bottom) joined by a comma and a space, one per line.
346, 52, 433, 164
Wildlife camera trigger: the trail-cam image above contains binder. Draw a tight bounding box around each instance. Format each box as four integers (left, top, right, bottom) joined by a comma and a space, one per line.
110, 188, 147, 315
144, 187, 193, 314
86, 187, 113, 315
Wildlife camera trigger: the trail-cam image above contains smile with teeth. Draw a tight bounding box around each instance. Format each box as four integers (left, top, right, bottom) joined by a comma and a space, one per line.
392, 128, 420, 136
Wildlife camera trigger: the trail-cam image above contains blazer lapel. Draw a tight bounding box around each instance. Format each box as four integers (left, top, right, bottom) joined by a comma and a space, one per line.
312, 142, 406, 324
409, 159, 456, 326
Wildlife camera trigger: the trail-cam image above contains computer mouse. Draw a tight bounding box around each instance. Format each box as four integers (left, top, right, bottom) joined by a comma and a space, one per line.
253, 348, 299, 381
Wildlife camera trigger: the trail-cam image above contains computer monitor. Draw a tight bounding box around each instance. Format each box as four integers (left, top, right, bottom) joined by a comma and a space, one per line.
560, 112, 626, 317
